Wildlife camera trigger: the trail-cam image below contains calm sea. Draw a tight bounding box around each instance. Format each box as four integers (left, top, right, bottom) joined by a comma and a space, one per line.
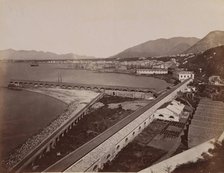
0, 88, 66, 159
0, 62, 170, 90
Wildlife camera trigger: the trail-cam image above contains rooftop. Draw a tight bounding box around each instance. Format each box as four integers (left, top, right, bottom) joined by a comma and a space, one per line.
137, 68, 168, 71
158, 101, 172, 109
188, 98, 224, 148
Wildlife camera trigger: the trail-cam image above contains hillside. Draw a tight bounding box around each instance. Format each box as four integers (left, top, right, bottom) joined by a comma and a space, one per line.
110, 37, 199, 59
0, 49, 97, 60
185, 31, 224, 54
179, 45, 224, 79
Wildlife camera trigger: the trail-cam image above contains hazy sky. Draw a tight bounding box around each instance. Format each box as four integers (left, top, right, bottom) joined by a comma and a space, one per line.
0, 0, 224, 57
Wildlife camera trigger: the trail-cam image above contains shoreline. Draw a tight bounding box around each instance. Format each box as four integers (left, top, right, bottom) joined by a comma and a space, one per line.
23, 88, 99, 104
0, 87, 68, 159
1, 88, 99, 169
23, 88, 69, 105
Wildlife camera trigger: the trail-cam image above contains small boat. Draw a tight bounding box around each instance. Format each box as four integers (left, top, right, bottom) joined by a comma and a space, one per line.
30, 61, 39, 67
8, 83, 22, 90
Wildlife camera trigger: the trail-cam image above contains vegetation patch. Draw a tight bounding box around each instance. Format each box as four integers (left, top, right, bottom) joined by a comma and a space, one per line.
172, 141, 224, 173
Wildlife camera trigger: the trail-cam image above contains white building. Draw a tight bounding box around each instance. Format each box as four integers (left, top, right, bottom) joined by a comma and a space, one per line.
154, 100, 185, 122
173, 71, 194, 82
182, 86, 196, 93
136, 68, 168, 75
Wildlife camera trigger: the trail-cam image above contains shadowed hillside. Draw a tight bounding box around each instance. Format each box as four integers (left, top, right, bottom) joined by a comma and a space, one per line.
110, 37, 199, 59
180, 45, 224, 79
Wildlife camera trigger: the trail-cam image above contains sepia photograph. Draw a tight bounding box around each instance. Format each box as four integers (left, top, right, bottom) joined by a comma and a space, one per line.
0, 0, 224, 172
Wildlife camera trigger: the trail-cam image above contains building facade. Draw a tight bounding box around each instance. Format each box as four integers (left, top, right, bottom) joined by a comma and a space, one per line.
153, 100, 185, 122
173, 71, 194, 82
136, 68, 168, 75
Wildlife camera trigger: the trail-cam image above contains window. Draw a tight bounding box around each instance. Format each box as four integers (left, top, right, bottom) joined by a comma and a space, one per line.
132, 131, 135, 136
116, 145, 120, 150
107, 154, 111, 159
139, 126, 141, 130
159, 114, 164, 117
125, 138, 128, 142
144, 122, 147, 125
169, 116, 174, 119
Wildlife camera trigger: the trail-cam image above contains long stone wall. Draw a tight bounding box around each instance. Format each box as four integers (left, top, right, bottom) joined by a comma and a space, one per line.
11, 93, 104, 173
9, 79, 156, 94
44, 79, 192, 172
10, 79, 158, 99
105, 89, 154, 99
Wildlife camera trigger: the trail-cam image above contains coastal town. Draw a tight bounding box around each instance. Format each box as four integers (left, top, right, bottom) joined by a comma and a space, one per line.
0, 1, 224, 173
3, 53, 196, 86
2, 51, 223, 172
5, 53, 189, 74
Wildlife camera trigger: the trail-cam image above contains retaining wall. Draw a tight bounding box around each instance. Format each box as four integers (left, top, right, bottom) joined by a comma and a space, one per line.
105, 90, 154, 99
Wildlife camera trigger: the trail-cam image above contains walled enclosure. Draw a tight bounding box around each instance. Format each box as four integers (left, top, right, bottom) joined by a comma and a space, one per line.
44, 79, 191, 172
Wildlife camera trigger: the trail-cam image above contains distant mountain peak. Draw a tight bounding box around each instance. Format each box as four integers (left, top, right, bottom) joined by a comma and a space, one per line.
208, 30, 224, 34
185, 30, 224, 54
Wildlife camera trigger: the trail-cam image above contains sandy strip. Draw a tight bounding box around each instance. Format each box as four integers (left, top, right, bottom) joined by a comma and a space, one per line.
25, 88, 99, 104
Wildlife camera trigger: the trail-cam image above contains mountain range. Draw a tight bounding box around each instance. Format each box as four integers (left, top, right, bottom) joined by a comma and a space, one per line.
0, 30, 224, 60
110, 30, 224, 59
0, 49, 97, 60
110, 37, 200, 59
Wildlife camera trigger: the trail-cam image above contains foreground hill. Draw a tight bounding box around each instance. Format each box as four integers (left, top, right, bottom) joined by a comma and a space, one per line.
185, 31, 224, 54
0, 49, 97, 60
110, 37, 199, 59
180, 45, 224, 79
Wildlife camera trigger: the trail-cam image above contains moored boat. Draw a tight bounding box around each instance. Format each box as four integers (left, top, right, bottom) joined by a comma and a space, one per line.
8, 83, 22, 90
30, 61, 39, 67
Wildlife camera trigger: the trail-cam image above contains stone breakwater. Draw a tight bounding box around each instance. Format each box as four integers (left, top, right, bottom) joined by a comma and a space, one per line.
1, 89, 99, 169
